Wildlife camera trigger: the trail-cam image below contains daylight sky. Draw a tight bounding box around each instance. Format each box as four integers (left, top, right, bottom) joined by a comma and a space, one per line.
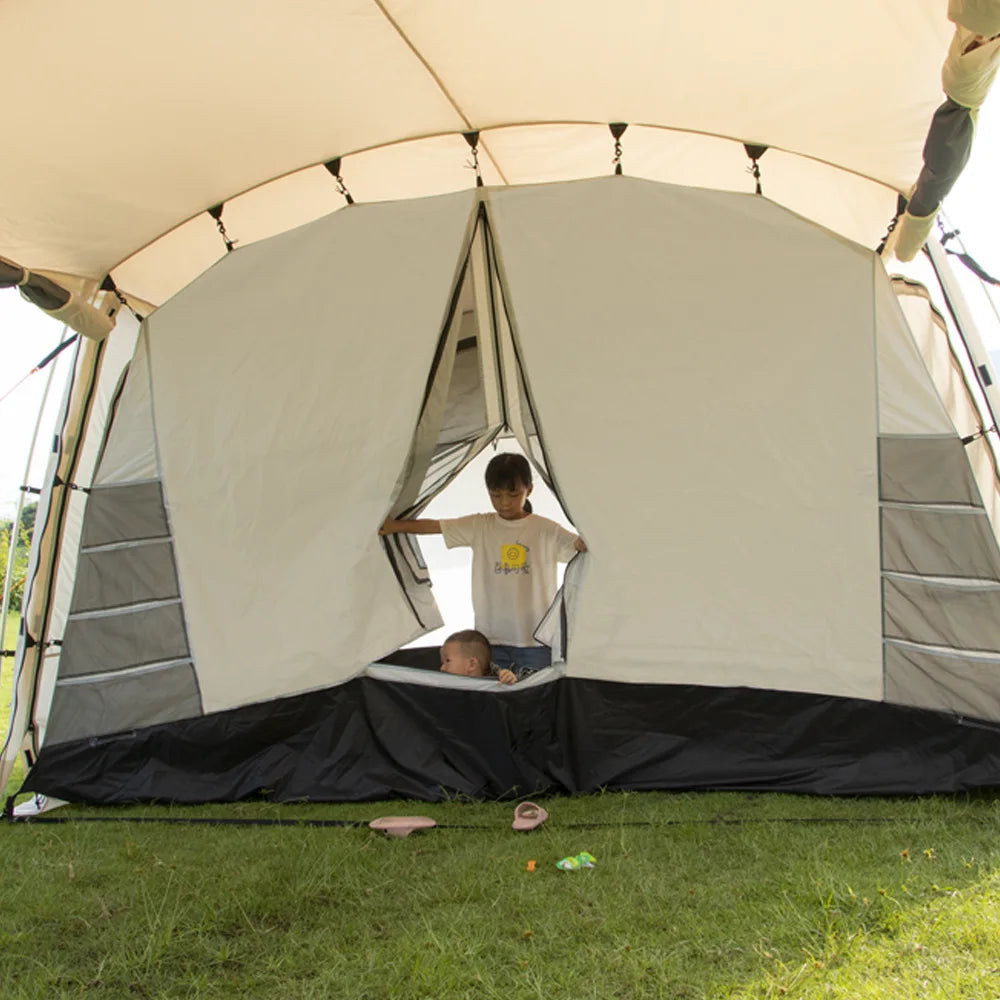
2, 91, 1000, 523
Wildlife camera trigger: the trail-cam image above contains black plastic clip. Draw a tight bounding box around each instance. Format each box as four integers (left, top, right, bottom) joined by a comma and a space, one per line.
99, 275, 145, 322
609, 123, 628, 175
876, 194, 907, 255
323, 158, 355, 204
462, 132, 484, 187
961, 425, 997, 445
207, 203, 237, 252
743, 143, 768, 195
51, 475, 90, 494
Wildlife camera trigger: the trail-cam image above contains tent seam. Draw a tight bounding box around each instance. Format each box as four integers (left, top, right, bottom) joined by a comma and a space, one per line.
370, 0, 509, 185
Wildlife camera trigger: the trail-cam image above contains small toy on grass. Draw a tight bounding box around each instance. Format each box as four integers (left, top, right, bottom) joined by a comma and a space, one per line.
556, 851, 596, 871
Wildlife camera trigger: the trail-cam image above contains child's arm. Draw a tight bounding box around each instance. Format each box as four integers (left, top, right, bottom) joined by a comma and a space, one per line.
379, 517, 442, 536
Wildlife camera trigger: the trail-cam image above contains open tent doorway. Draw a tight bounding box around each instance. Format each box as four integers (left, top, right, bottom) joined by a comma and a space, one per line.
401, 437, 580, 653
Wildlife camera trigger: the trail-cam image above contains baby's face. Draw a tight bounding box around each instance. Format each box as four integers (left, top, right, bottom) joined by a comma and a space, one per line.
440, 641, 485, 677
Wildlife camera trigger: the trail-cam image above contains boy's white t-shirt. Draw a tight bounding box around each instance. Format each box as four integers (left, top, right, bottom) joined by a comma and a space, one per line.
440, 513, 579, 647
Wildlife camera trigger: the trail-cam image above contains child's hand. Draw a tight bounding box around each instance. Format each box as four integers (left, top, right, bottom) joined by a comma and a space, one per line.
497, 668, 517, 685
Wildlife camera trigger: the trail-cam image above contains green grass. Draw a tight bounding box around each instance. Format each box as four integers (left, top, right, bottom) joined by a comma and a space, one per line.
3, 790, 1000, 998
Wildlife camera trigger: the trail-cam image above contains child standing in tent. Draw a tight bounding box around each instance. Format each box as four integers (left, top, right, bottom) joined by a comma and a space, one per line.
380, 453, 585, 675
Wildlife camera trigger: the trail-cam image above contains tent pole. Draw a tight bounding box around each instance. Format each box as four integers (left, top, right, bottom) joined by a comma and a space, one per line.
1, 330, 103, 792
925, 236, 1000, 472
0, 323, 71, 789
1, 323, 70, 658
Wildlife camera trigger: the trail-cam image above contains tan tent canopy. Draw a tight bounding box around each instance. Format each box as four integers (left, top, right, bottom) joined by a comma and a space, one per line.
1, 1, 996, 309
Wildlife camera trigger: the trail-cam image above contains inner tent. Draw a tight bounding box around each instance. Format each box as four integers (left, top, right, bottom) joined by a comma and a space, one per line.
14, 176, 1000, 803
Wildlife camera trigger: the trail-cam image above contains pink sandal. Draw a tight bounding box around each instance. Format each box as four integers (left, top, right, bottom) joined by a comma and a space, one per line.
369, 815, 437, 838
512, 801, 549, 831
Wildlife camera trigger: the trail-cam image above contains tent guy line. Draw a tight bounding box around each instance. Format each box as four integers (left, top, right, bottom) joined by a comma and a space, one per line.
0, 335, 78, 407
1, 812, 933, 831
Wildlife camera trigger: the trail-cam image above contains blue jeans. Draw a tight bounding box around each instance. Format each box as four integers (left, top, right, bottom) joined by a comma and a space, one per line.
492, 644, 552, 676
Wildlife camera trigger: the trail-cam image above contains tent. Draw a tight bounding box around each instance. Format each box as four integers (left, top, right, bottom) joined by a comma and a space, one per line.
3, 1, 1000, 803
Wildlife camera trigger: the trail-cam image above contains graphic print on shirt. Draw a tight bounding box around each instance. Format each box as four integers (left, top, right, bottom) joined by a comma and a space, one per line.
497, 542, 530, 575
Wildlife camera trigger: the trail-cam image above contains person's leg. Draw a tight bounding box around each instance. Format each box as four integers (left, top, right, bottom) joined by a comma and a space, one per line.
492, 645, 552, 676
491, 645, 519, 671
510, 645, 552, 675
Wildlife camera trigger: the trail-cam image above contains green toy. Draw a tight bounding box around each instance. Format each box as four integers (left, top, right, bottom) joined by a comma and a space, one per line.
556, 851, 597, 871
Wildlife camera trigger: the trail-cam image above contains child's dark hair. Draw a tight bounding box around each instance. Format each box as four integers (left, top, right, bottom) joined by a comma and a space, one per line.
485, 453, 533, 514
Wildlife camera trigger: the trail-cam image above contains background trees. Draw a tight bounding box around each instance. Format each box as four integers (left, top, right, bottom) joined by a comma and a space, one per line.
0, 503, 36, 613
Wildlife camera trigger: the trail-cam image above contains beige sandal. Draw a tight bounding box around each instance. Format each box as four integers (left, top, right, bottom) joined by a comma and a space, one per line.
369, 815, 437, 838
512, 801, 549, 831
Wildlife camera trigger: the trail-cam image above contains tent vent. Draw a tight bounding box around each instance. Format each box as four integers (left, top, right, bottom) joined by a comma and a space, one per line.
206, 203, 237, 252
323, 157, 355, 204
743, 143, 769, 195
609, 122, 628, 175
462, 131, 484, 187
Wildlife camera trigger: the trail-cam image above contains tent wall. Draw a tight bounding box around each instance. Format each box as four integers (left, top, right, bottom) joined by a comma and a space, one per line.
14, 177, 1000, 801
44, 470, 200, 745
875, 260, 1000, 721
487, 178, 885, 696
1, 315, 141, 791
134, 192, 481, 712
21, 675, 1000, 803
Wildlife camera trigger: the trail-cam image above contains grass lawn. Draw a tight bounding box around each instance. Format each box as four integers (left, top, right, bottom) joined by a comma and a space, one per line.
3, 789, 1000, 998
4, 610, 1000, 997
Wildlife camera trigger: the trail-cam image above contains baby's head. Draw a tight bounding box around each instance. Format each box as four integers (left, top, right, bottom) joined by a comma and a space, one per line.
440, 629, 492, 678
